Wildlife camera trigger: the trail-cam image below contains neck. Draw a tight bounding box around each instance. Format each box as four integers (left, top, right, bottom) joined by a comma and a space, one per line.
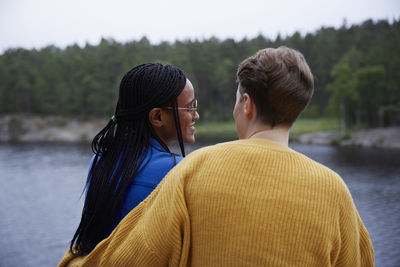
247, 126, 290, 146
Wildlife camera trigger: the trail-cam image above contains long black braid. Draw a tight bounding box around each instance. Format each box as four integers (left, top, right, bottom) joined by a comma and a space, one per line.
70, 63, 187, 256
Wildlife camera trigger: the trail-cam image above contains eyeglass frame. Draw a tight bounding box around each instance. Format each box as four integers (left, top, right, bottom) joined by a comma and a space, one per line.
165, 99, 198, 117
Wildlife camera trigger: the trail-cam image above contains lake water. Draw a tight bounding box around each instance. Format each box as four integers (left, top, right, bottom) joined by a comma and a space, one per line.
0, 142, 399, 267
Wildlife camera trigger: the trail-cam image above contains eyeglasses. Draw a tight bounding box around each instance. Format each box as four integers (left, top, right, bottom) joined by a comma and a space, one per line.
166, 99, 198, 117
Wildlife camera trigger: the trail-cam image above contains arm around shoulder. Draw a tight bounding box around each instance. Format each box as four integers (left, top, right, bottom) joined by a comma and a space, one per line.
58, 162, 191, 267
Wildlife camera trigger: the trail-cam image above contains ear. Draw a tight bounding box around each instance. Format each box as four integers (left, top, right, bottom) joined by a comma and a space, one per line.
149, 108, 163, 127
242, 93, 256, 119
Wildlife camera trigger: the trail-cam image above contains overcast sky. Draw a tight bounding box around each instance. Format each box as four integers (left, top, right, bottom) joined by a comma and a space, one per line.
0, 0, 398, 53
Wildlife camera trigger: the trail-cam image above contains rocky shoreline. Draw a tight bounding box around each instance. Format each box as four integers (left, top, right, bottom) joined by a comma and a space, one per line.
297, 128, 400, 149
0, 115, 107, 144
1, 115, 399, 149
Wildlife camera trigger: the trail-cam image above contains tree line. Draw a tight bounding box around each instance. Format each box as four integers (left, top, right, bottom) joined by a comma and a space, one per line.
0, 18, 399, 128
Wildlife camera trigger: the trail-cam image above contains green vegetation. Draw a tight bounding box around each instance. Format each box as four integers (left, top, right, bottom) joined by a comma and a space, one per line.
195, 118, 340, 142
8, 115, 26, 142
330, 132, 352, 146
290, 118, 340, 140
195, 122, 238, 142
0, 19, 399, 129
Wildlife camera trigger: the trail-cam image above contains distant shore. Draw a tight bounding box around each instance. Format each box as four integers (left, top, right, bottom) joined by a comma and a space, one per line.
297, 128, 400, 149
1, 115, 399, 149
0, 115, 106, 144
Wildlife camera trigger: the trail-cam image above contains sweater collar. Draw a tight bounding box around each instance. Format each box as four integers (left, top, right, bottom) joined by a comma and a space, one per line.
233, 138, 295, 153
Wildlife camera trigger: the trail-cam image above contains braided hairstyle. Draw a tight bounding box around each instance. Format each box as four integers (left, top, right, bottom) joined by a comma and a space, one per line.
70, 63, 187, 255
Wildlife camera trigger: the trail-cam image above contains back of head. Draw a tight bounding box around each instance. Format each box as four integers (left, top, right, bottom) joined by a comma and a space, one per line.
236, 46, 314, 127
92, 62, 187, 154
116, 63, 186, 121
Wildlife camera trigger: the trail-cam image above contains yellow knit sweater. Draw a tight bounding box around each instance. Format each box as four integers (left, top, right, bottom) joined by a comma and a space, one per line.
59, 139, 374, 267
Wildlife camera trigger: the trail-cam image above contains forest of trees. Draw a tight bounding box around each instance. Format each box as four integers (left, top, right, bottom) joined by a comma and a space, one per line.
0, 18, 399, 129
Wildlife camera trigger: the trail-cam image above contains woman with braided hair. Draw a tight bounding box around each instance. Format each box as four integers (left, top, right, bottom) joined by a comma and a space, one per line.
69, 63, 199, 256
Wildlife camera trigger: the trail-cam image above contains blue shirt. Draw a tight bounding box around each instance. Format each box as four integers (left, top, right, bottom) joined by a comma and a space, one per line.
87, 138, 182, 234
116, 138, 182, 223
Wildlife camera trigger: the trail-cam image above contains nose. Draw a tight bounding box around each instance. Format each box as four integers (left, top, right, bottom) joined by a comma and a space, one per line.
193, 110, 200, 121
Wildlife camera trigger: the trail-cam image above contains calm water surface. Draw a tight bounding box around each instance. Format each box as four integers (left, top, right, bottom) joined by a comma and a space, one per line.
0, 142, 399, 267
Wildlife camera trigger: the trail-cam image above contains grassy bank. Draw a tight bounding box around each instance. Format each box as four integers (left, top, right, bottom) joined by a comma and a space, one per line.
3, 115, 398, 148
0, 114, 340, 143
195, 122, 238, 142
195, 118, 340, 142
290, 118, 340, 140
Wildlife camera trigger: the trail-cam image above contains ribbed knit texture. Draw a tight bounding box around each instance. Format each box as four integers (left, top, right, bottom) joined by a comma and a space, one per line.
59, 139, 374, 267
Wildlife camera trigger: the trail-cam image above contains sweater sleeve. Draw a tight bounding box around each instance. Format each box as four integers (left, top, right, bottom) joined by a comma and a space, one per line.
333, 183, 375, 267
58, 163, 191, 267
357, 213, 375, 267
